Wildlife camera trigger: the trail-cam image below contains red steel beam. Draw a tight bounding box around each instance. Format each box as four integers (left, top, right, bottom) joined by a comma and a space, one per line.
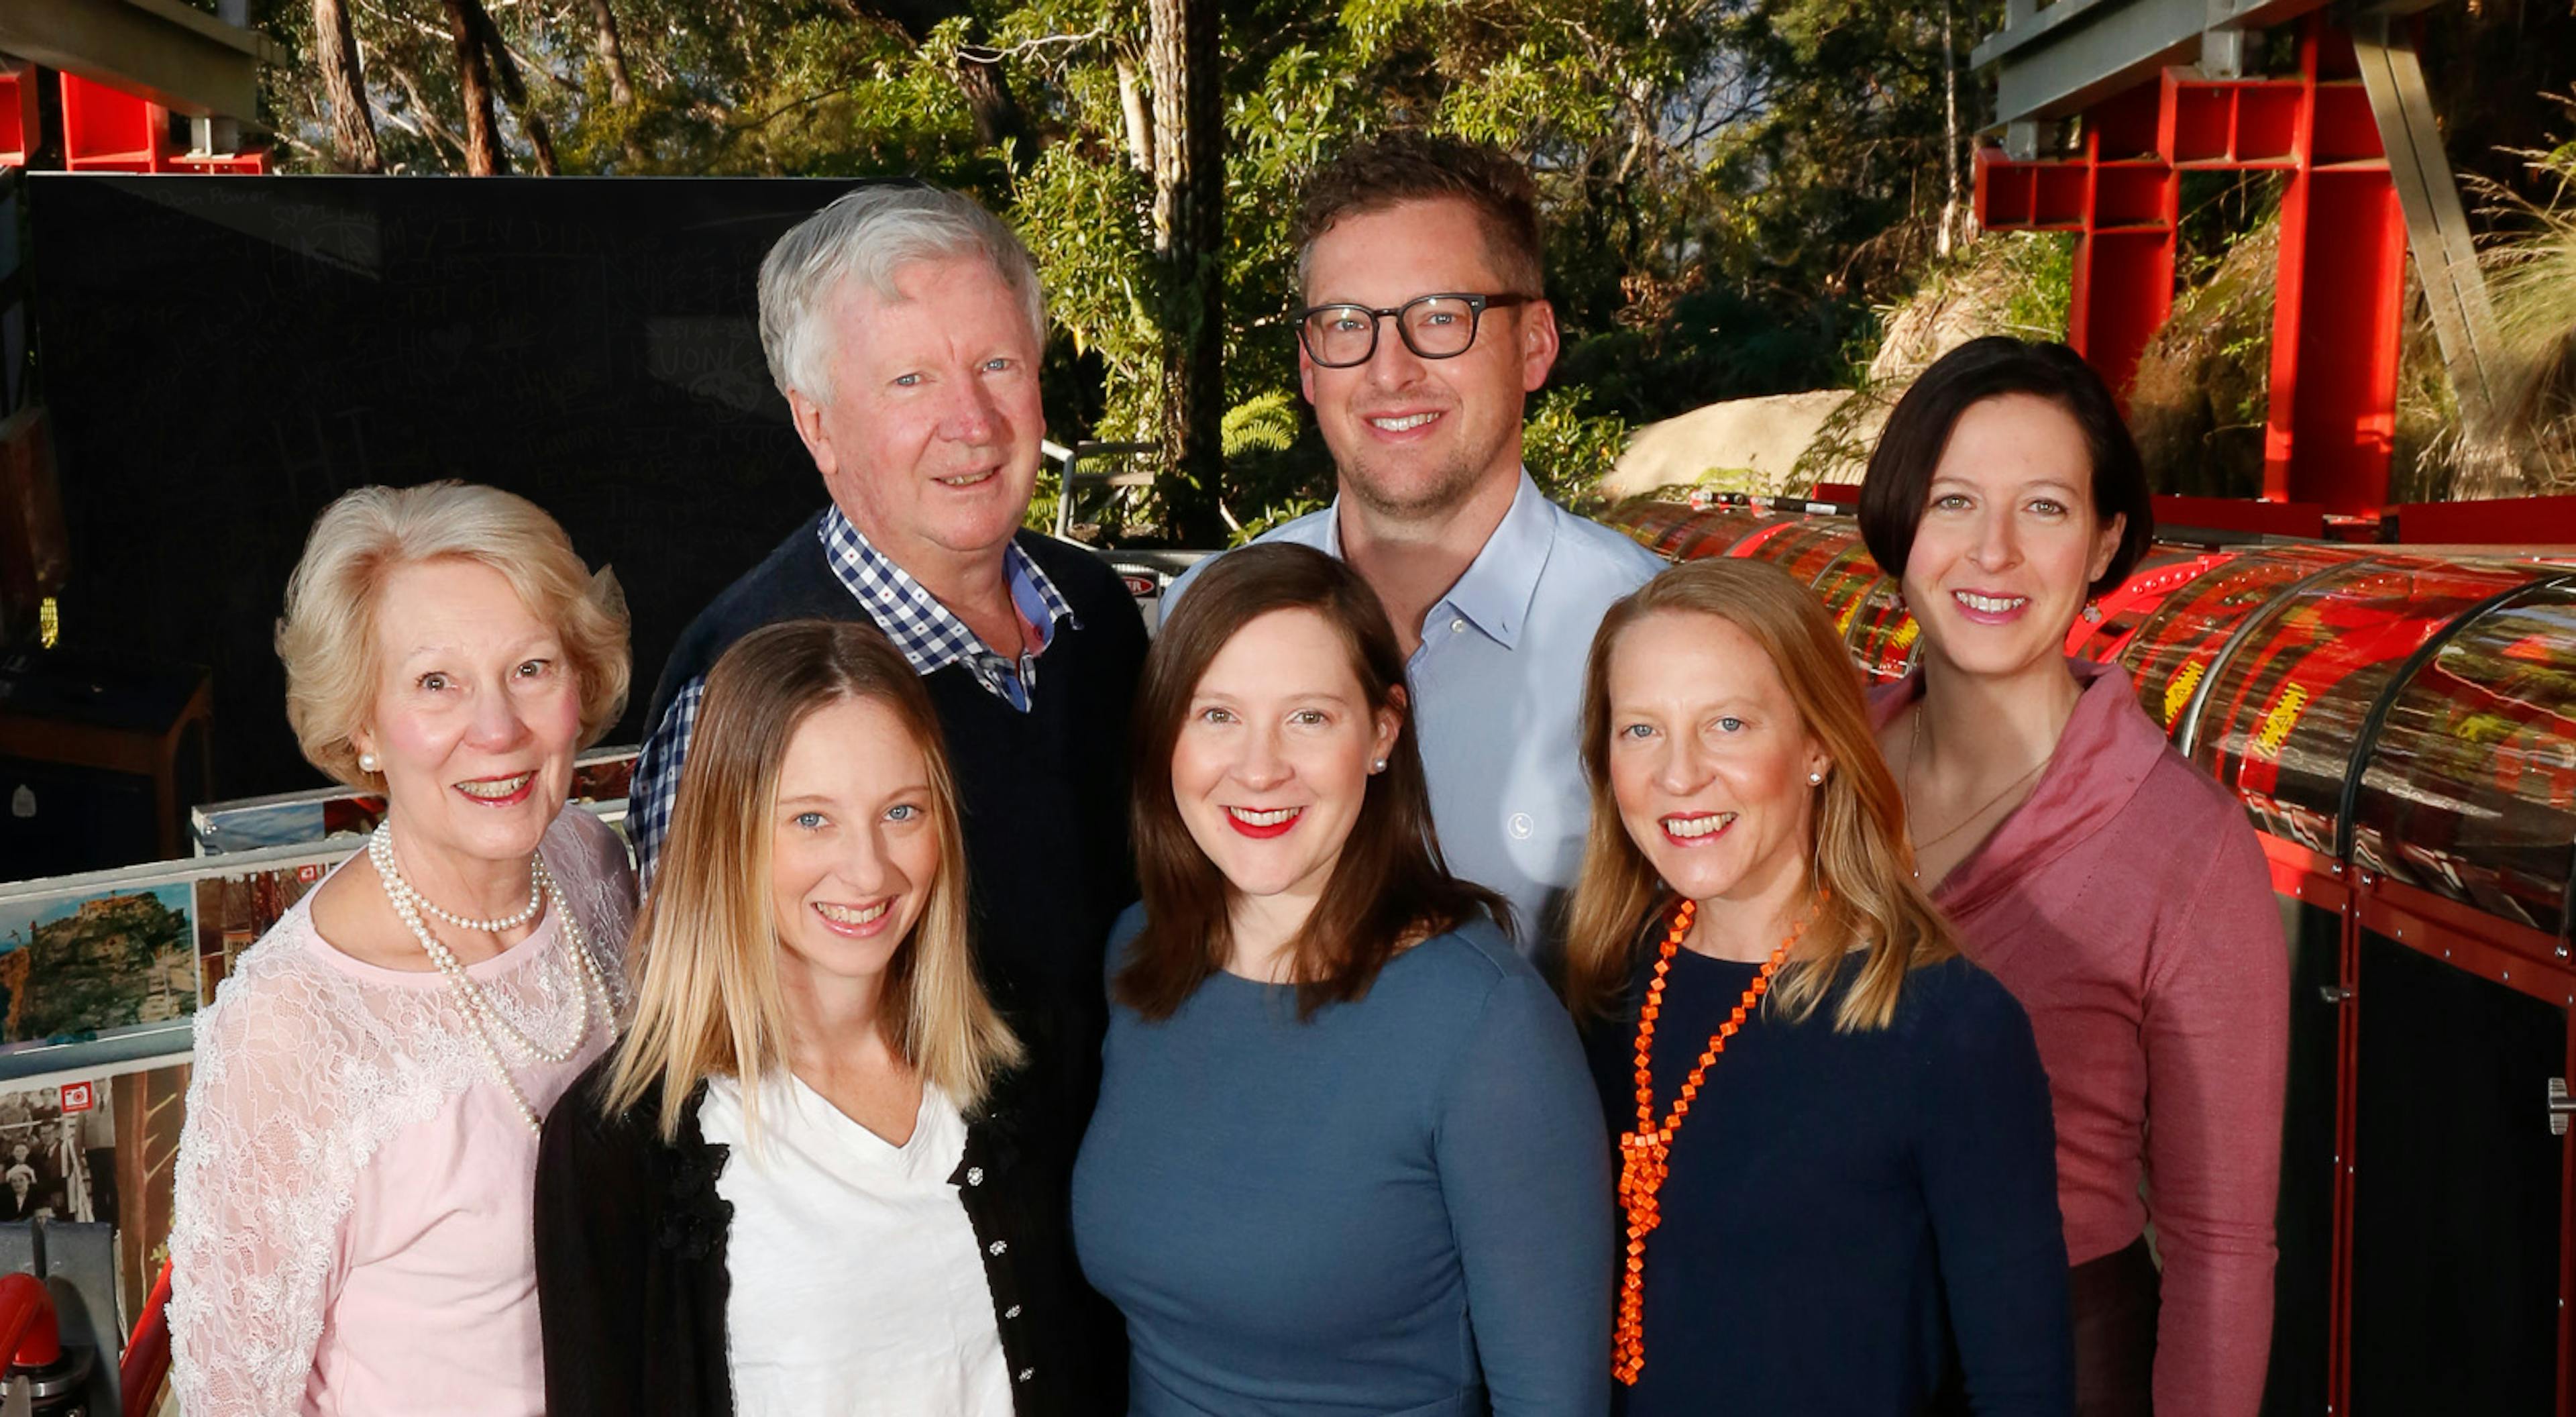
2263, 18, 2404, 515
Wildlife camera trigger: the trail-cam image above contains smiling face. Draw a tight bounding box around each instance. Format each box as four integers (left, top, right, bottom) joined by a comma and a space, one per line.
1901, 393, 2127, 681
788, 254, 1044, 571
1297, 198, 1558, 521
355, 558, 583, 870
1605, 610, 1831, 909
767, 695, 943, 1000
1171, 608, 1401, 925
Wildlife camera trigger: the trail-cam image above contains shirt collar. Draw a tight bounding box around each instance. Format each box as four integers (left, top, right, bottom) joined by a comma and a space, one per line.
816, 506, 1080, 677
1322, 468, 1554, 649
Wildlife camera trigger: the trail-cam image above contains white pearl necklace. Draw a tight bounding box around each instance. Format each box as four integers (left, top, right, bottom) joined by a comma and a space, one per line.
368, 823, 620, 1133
409, 868, 541, 935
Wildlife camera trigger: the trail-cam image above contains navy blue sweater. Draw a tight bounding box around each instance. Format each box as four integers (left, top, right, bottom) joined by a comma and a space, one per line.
1586, 944, 2074, 1416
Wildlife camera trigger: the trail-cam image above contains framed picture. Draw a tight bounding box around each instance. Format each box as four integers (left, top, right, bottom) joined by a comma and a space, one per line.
0, 1077, 114, 1228
191, 744, 637, 854
193, 853, 341, 1006
0, 880, 196, 1077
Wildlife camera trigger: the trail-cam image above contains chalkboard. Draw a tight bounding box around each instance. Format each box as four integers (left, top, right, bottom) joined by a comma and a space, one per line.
28, 174, 888, 801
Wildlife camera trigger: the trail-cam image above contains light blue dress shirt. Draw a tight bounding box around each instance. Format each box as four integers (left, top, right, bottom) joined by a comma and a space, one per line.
1169, 470, 1666, 955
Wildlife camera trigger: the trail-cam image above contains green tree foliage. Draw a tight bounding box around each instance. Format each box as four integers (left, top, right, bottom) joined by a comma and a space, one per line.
251, 0, 1986, 539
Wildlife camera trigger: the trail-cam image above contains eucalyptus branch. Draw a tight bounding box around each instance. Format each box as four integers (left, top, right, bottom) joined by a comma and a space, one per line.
956, 27, 1107, 64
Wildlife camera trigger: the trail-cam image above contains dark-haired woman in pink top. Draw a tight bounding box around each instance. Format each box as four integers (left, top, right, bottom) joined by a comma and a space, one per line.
1861, 336, 2288, 1416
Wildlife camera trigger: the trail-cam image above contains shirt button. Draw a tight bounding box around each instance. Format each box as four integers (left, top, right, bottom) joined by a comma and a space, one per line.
966, 1167, 983, 1186
989, 1241, 1008, 1255
1508, 812, 1535, 840
1450, 618, 1466, 634
1004, 1305, 1022, 1320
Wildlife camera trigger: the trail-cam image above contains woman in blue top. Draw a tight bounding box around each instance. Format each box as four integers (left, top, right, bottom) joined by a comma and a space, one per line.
1562, 558, 2072, 1414
1073, 541, 1613, 1416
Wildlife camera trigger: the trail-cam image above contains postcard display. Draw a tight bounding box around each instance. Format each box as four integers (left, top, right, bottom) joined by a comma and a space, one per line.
0, 747, 635, 1332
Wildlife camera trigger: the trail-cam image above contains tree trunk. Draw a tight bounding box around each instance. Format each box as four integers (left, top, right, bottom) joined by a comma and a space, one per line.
1115, 56, 1152, 174
439, 0, 508, 174
462, 0, 559, 174
586, 0, 636, 106
1146, 0, 1224, 542
312, 0, 383, 172
1938, 0, 1960, 258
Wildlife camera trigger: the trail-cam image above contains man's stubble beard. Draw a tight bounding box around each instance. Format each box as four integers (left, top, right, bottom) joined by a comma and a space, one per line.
1337, 430, 1511, 525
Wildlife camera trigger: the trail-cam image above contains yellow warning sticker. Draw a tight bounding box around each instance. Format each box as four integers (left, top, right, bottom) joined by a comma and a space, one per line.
2253, 682, 2310, 756
2163, 661, 2204, 727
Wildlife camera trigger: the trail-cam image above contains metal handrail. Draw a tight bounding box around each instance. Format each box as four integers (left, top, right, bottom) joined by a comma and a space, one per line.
1046, 439, 1159, 540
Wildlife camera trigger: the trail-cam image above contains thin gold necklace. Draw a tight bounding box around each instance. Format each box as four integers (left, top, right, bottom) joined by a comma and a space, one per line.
1903, 702, 2051, 878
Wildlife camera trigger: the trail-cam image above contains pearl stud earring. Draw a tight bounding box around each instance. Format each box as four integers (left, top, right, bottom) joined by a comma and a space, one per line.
360, 752, 380, 773
1371, 758, 1388, 773
1808, 770, 1824, 786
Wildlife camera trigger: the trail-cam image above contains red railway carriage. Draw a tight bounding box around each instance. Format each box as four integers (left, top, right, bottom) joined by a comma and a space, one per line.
1607, 494, 2576, 1416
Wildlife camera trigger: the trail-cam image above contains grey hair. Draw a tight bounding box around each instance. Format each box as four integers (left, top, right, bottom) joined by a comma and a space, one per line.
757, 184, 1046, 405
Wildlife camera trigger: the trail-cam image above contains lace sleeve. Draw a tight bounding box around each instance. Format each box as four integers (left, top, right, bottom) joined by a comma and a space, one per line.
548, 808, 637, 994
166, 950, 363, 1417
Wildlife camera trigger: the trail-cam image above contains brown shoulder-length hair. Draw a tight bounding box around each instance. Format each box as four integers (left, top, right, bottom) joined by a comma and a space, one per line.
604, 619, 1019, 1143
1562, 558, 1955, 1031
1118, 543, 1510, 1020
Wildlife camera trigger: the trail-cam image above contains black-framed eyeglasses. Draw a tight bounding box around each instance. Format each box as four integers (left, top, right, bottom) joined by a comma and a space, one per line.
1293, 293, 1534, 368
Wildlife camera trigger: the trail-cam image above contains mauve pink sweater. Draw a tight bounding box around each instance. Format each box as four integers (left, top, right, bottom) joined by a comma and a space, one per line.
1872, 660, 2288, 1416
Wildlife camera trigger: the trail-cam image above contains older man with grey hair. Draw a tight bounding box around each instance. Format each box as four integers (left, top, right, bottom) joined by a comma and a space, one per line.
633, 185, 1148, 1137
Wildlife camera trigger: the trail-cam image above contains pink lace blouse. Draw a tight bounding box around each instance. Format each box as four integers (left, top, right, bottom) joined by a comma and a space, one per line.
168, 808, 635, 1417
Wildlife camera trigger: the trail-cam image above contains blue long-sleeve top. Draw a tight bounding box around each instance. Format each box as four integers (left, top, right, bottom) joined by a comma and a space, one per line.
1587, 945, 2073, 1416
1073, 906, 1614, 1416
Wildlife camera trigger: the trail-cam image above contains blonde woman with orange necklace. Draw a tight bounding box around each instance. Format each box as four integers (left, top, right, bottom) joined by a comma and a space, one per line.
1562, 557, 2072, 1414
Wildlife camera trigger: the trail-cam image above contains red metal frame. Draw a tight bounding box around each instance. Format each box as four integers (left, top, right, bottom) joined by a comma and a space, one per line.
2259, 833, 2358, 1414
58, 72, 178, 173
1974, 83, 2178, 409
2153, 494, 2327, 539
2392, 494, 2576, 547
0, 61, 36, 170
1975, 15, 2407, 519
2265, 21, 2404, 517
20, 69, 269, 175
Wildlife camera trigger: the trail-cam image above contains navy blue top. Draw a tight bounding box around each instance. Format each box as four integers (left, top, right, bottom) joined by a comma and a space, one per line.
1587, 943, 2073, 1416
1074, 906, 1614, 1416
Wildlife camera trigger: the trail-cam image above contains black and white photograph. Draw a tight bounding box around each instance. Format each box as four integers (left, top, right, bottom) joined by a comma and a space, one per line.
0, 1078, 115, 1227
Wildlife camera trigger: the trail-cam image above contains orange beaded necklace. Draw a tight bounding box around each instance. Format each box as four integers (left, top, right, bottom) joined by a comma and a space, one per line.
1613, 895, 1811, 1386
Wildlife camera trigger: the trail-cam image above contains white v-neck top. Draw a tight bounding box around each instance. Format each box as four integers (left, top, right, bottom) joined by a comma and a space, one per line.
699, 1073, 1011, 1417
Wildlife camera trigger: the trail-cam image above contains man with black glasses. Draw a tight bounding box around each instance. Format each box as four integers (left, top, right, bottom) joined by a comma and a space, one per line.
1173, 133, 1662, 960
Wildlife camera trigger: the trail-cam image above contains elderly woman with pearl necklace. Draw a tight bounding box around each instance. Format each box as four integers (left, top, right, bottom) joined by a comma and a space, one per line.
167, 481, 635, 1417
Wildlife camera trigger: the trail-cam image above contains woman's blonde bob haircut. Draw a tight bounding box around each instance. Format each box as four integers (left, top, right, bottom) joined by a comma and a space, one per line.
603, 619, 1020, 1143
1562, 558, 1955, 1032
276, 481, 631, 788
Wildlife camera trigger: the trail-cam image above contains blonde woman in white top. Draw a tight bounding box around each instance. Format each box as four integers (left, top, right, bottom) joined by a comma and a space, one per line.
535, 617, 1118, 1417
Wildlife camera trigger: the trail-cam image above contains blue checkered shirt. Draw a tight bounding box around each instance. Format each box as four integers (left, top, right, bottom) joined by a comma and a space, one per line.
630, 507, 1079, 884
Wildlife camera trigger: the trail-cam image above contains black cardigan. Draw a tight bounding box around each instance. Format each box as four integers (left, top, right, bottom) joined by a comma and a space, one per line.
534, 1049, 1124, 1417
